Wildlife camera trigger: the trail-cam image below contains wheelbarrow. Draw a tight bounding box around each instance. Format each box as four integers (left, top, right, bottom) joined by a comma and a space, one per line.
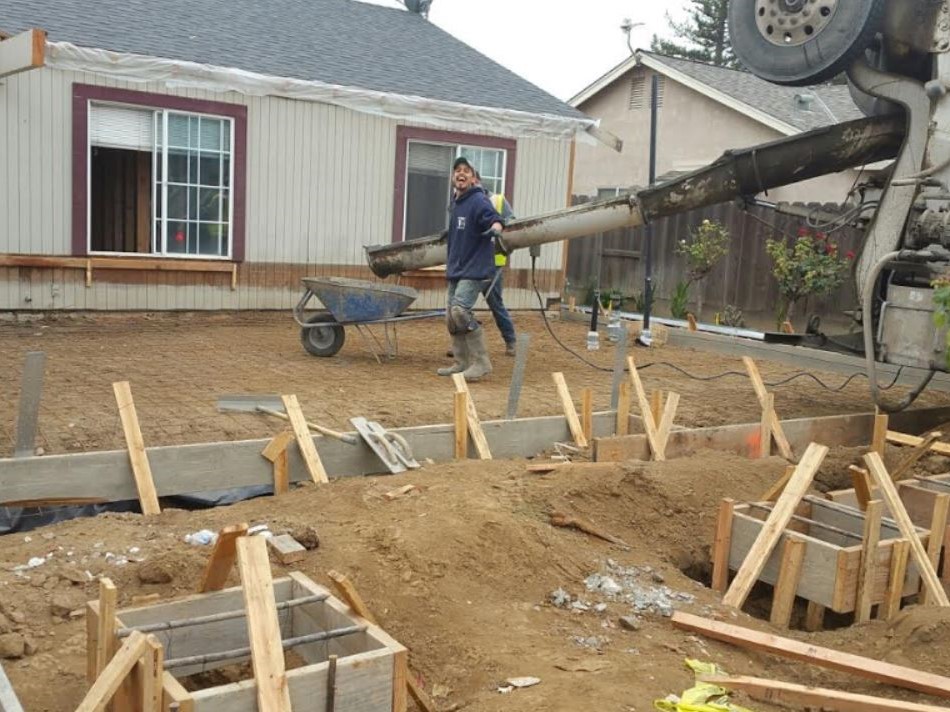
293, 277, 444, 362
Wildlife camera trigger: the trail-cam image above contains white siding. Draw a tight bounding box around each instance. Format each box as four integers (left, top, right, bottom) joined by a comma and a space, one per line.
0, 66, 573, 311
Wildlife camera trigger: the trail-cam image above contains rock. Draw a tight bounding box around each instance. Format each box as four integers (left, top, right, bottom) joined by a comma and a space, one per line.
0, 634, 25, 659
50, 589, 86, 618
29, 574, 47, 588
60, 565, 90, 585
7, 611, 25, 625
651, 571, 665, 584
42, 576, 58, 591
619, 616, 642, 632
23, 638, 38, 656
549, 588, 571, 608
292, 526, 320, 550
137, 559, 174, 585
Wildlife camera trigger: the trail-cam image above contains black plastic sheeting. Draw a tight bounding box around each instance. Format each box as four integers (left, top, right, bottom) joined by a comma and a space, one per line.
0, 485, 275, 536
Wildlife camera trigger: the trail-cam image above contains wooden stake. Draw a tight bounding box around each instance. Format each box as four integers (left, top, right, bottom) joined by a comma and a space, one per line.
581, 388, 593, 443
921, 493, 950, 606
551, 372, 588, 448
235, 536, 291, 712
135, 635, 163, 712
197, 523, 248, 593
451, 375, 491, 459
711, 498, 736, 594
872, 410, 889, 457
759, 392, 773, 458
804, 601, 825, 632
863, 452, 949, 607
880, 539, 910, 621
96, 578, 117, 677
672, 610, 950, 699
615, 381, 631, 436
76, 631, 150, 712
781, 320, 794, 334
650, 389, 662, 426
891, 432, 942, 481
453, 390, 468, 459
327, 571, 436, 712
887, 430, 950, 456
769, 536, 806, 629
741, 358, 793, 461
848, 465, 873, 512
722, 443, 828, 609
761, 466, 795, 503
627, 357, 662, 460
112, 381, 161, 516
856, 500, 883, 623
281, 394, 329, 484
261, 431, 294, 496
687, 313, 698, 332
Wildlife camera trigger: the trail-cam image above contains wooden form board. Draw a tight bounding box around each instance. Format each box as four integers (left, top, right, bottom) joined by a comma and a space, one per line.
887, 430, 950, 456
551, 373, 587, 448
198, 524, 249, 593
672, 611, 950, 699
728, 498, 925, 613
4, 406, 949, 507
113, 381, 161, 515
0, 29, 45, 79
452, 375, 491, 459
593, 406, 950, 463
855, 500, 883, 623
768, 536, 805, 628
281, 396, 329, 484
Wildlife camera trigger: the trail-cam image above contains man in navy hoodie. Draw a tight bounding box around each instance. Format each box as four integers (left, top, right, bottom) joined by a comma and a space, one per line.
437, 156, 505, 381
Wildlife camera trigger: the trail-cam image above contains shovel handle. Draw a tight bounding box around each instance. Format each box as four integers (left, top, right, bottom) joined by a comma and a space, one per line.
257, 407, 358, 445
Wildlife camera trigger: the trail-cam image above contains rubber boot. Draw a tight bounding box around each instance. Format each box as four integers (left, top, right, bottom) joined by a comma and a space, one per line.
437, 334, 468, 376
461, 328, 492, 381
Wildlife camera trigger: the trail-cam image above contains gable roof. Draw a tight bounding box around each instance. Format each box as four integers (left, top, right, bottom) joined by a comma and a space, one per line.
570, 50, 863, 136
0, 0, 584, 120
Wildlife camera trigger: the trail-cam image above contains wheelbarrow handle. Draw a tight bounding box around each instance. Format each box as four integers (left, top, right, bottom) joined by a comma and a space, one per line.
257, 407, 359, 445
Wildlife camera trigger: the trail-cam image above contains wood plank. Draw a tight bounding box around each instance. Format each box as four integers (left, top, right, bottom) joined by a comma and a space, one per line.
96, 578, 117, 677
888, 430, 950, 456
761, 466, 795, 503
551, 372, 587, 448
198, 524, 248, 593
0, 254, 236, 272
267, 534, 306, 566
880, 539, 910, 621
615, 381, 631, 437
0, 30, 45, 79
581, 388, 593, 443
711, 498, 735, 593
452, 375, 491, 460
856, 500, 883, 623
76, 631, 150, 712
922, 493, 950, 606
162, 672, 194, 712
281, 395, 329, 484
113, 381, 161, 515
454, 390, 468, 459
261, 432, 294, 496
804, 601, 825, 632
627, 357, 662, 460
742, 357, 793, 460
892, 432, 943, 481
759, 392, 773, 458
261, 431, 294, 463
650, 389, 662, 427
13, 351, 44, 458
135, 635, 163, 712
655, 391, 680, 457
672, 611, 950, 698
769, 535, 805, 628
722, 443, 827, 608
0, 661, 23, 712
849, 465, 872, 511
872, 412, 889, 456
701, 675, 950, 712
864, 452, 950, 607
235, 536, 292, 712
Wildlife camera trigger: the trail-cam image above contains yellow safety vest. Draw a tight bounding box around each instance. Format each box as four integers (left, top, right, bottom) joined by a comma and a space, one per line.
491, 194, 507, 267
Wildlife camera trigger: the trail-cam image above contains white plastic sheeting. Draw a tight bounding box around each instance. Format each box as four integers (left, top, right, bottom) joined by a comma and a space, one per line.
47, 41, 598, 142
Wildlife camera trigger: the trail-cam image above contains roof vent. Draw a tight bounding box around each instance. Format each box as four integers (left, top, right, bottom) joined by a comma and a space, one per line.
403, 0, 433, 18
794, 92, 816, 112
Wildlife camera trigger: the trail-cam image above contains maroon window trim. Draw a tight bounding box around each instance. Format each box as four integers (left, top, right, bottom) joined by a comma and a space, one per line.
392, 126, 517, 243
72, 83, 248, 262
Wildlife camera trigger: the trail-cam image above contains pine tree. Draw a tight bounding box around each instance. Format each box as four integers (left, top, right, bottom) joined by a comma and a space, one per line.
650, 0, 736, 67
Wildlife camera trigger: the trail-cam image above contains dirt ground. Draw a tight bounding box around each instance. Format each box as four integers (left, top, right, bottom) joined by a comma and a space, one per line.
2, 312, 950, 711
0, 310, 945, 456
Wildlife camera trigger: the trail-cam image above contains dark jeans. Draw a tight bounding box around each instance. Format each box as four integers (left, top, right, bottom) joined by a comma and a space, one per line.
483, 269, 516, 345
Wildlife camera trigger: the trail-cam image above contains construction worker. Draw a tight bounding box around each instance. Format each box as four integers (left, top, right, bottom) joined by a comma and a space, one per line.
437, 156, 505, 381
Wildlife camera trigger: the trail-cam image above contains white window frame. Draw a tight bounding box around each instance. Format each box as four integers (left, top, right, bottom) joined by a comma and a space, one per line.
86, 101, 236, 260
402, 139, 508, 242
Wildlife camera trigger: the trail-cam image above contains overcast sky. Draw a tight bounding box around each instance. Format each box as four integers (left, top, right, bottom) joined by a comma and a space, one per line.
360, 1, 690, 101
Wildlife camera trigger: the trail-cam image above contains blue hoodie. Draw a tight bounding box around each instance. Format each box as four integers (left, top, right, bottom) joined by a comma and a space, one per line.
446, 186, 503, 281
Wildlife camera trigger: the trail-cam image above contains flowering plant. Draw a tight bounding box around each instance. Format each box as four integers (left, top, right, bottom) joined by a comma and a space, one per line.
765, 228, 853, 327
673, 219, 730, 317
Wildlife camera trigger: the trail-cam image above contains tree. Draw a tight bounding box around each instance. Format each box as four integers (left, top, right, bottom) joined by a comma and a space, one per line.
650, 0, 736, 67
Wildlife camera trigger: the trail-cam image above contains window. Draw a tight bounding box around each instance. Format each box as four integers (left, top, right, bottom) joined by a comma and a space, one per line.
394, 127, 516, 243
73, 84, 247, 261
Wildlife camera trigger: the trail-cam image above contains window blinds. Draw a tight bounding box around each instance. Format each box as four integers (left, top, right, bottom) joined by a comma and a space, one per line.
89, 104, 155, 151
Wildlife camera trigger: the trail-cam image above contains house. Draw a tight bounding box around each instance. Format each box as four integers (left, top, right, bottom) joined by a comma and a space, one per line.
570, 50, 872, 203
0, 0, 594, 312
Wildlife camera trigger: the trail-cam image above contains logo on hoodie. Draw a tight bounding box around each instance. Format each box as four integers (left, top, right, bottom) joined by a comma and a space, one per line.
457, 217, 467, 230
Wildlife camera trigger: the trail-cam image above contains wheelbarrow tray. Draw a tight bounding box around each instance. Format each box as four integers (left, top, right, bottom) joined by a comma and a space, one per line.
301, 276, 419, 323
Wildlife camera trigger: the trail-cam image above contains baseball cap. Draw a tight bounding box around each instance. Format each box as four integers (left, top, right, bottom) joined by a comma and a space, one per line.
453, 156, 473, 171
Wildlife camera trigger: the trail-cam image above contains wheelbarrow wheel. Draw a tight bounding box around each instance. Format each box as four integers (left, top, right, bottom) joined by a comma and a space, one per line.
300, 313, 346, 357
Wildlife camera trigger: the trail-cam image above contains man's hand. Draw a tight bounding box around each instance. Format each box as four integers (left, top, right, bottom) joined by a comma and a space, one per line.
484, 224, 509, 255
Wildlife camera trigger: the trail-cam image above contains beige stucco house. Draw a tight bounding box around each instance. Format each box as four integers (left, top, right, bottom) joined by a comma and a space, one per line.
570, 50, 873, 204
